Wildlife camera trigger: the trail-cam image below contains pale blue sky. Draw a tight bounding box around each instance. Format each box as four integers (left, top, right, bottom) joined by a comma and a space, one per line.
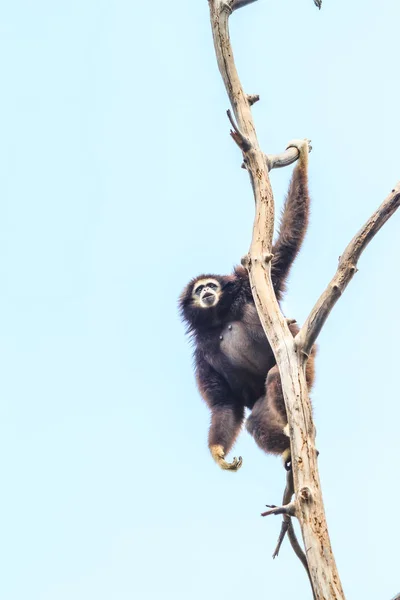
0, 1, 399, 599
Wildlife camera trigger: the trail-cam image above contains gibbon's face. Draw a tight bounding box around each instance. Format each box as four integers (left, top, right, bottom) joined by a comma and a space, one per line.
192, 278, 221, 309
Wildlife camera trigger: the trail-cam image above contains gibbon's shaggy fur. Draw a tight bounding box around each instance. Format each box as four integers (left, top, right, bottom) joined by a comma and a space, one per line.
179, 140, 316, 471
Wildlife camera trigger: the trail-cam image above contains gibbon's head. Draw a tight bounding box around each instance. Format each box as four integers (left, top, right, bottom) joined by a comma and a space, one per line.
191, 277, 221, 308
179, 274, 235, 331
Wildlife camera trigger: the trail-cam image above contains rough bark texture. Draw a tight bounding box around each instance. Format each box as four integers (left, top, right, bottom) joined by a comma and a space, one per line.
207, 1, 400, 599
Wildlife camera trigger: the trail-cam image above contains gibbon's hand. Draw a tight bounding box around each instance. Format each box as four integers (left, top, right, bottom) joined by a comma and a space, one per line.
286, 138, 312, 157
210, 444, 243, 472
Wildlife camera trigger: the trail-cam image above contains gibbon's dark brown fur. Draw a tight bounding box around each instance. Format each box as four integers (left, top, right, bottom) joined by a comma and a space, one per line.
179, 145, 316, 471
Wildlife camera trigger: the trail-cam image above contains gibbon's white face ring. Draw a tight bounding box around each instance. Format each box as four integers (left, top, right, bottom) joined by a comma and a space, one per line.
192, 278, 221, 309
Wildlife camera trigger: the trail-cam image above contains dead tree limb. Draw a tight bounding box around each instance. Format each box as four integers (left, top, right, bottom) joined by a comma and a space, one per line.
208, 1, 399, 599
296, 184, 400, 356
272, 469, 316, 600
266, 146, 303, 170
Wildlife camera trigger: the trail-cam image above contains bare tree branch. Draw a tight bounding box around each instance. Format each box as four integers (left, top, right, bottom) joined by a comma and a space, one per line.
266, 146, 302, 170
242, 146, 304, 172
267, 140, 312, 171
261, 502, 296, 518
273, 470, 306, 563
226, 109, 252, 151
231, 0, 258, 12
231, 0, 322, 12
208, 2, 345, 598
297, 183, 400, 356
272, 469, 316, 599
247, 94, 260, 106
272, 518, 289, 558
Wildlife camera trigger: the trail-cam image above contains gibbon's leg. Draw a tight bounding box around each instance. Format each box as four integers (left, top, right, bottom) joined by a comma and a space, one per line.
247, 349, 316, 469
208, 405, 245, 471
246, 368, 290, 463
196, 361, 245, 472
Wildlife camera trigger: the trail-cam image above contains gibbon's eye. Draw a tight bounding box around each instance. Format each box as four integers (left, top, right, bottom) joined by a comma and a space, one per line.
208, 282, 217, 290
195, 285, 204, 295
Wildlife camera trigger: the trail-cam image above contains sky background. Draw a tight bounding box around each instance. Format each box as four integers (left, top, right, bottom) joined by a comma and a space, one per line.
0, 0, 399, 599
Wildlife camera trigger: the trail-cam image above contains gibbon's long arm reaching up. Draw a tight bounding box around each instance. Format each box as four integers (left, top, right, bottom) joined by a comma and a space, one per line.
271, 141, 311, 298
179, 139, 314, 472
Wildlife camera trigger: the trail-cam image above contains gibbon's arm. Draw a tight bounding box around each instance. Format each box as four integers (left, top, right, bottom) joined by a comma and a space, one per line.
195, 355, 244, 471
271, 140, 311, 297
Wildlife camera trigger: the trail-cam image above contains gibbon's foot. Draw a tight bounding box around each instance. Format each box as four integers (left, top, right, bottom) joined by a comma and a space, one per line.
283, 448, 319, 471
210, 444, 243, 472
286, 317, 297, 326
314, 0, 322, 9
286, 138, 312, 156
282, 447, 291, 471
284, 458, 292, 471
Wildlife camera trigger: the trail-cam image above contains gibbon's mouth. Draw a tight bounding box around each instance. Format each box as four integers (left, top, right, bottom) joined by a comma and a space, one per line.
201, 292, 216, 306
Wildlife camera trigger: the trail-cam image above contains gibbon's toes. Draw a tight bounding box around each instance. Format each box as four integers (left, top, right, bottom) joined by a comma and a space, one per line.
210, 445, 243, 472
286, 138, 312, 155
221, 455, 243, 472
229, 456, 243, 471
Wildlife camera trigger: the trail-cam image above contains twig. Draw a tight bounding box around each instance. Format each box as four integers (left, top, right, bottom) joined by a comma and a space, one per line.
272, 468, 314, 600
272, 518, 289, 558
272, 471, 296, 554
272, 468, 294, 558
227, 109, 252, 151
261, 502, 296, 518
264, 480, 315, 600
247, 94, 260, 106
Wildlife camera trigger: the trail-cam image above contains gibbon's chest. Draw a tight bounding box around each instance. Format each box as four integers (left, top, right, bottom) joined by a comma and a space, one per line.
218, 302, 273, 375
